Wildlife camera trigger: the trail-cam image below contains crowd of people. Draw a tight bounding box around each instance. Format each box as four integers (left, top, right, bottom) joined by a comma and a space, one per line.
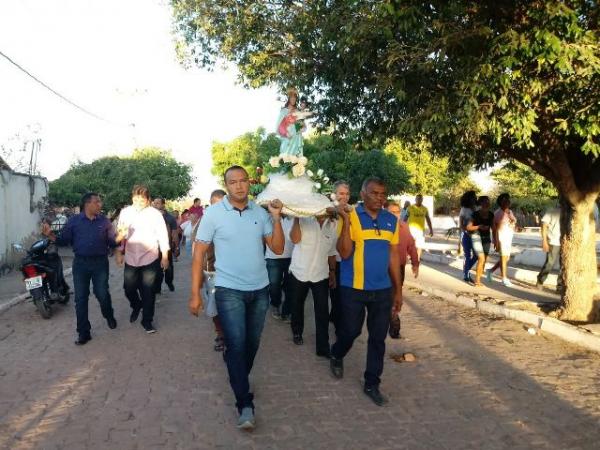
187, 166, 426, 429
43, 166, 592, 431
457, 190, 581, 291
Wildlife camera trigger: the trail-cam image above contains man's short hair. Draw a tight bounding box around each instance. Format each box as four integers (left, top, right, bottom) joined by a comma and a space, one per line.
416, 193, 423, 199
333, 180, 350, 191
361, 177, 385, 192
210, 189, 227, 199
223, 165, 248, 183
193, 197, 200, 203
131, 185, 150, 199
80, 192, 99, 211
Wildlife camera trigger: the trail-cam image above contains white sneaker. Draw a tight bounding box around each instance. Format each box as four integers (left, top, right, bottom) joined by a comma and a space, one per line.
237, 407, 255, 430
502, 278, 514, 287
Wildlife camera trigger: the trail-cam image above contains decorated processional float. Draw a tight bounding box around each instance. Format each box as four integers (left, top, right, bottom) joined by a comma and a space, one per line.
252, 88, 347, 217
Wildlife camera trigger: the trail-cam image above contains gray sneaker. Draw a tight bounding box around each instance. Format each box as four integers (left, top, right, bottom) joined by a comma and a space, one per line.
237, 407, 255, 430
271, 306, 281, 319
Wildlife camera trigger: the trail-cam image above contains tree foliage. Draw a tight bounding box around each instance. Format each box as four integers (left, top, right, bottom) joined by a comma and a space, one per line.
492, 161, 558, 199
173, 0, 599, 192
490, 161, 559, 213
384, 139, 468, 196
210, 128, 410, 197
173, 0, 600, 320
49, 148, 194, 212
211, 128, 280, 180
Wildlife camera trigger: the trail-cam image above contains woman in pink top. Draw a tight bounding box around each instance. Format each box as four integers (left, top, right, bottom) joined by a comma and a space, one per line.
487, 193, 517, 287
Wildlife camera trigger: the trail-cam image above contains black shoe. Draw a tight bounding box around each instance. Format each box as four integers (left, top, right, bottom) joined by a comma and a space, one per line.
167, 282, 175, 292
75, 334, 92, 345
316, 349, 331, 359
330, 356, 343, 379
143, 323, 157, 334
130, 308, 141, 323
363, 385, 388, 406
107, 317, 117, 329
293, 334, 303, 345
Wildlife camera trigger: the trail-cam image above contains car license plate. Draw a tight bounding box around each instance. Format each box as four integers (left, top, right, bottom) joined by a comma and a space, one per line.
25, 276, 43, 290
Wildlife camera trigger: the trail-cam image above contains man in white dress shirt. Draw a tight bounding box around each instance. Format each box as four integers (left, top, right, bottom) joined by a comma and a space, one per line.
288, 215, 338, 357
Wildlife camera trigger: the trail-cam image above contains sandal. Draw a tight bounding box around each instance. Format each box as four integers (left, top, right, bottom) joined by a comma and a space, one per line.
214, 336, 225, 352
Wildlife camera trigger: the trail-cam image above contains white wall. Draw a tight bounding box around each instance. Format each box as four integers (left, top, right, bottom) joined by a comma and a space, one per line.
0, 169, 48, 264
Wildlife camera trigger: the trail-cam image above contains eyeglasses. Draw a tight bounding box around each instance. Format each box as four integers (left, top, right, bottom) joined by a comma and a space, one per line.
372, 219, 381, 236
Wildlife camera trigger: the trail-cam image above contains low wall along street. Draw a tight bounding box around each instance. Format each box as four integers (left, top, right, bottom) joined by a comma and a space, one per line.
0, 169, 48, 266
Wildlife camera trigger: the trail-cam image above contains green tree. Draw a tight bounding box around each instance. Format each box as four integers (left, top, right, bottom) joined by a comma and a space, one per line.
173, 0, 600, 321
49, 148, 194, 212
492, 161, 559, 213
310, 146, 410, 198
384, 139, 468, 196
211, 128, 280, 180
492, 161, 558, 199
210, 129, 409, 196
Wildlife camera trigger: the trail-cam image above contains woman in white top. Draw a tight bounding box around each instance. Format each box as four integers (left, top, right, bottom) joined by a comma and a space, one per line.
487, 193, 517, 287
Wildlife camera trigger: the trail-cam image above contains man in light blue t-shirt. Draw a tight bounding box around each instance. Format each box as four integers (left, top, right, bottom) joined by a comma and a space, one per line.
189, 165, 284, 430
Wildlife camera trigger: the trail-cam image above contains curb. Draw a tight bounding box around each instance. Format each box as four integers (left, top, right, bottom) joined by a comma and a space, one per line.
0, 268, 73, 315
405, 279, 600, 354
421, 251, 600, 289
420, 252, 559, 287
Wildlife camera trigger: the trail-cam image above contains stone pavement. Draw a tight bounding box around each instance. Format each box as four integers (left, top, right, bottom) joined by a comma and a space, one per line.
1, 255, 600, 449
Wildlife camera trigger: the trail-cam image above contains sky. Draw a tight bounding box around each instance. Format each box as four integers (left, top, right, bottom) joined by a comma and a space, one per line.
0, 0, 281, 201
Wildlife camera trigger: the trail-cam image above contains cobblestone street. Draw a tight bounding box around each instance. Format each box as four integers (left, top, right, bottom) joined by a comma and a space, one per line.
1, 256, 600, 449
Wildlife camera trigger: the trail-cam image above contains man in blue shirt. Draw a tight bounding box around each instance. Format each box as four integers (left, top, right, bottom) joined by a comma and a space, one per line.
189, 165, 284, 430
43, 192, 119, 345
330, 177, 402, 406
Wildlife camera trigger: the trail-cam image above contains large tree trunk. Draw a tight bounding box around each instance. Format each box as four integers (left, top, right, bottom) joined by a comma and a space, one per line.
557, 193, 599, 323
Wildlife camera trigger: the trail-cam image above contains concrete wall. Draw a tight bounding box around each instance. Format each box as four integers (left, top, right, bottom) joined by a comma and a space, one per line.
0, 169, 48, 265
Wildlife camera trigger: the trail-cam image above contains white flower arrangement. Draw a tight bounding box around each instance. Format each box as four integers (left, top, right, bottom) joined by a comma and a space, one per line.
261, 153, 333, 195
267, 154, 308, 178
308, 167, 333, 195
292, 164, 306, 177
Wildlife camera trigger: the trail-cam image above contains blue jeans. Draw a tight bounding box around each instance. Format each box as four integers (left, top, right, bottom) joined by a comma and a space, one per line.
266, 258, 291, 316
331, 287, 392, 387
215, 286, 270, 413
461, 232, 477, 280
72, 255, 114, 336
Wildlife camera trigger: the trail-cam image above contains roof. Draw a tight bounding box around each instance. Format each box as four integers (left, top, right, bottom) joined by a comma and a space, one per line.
0, 156, 11, 171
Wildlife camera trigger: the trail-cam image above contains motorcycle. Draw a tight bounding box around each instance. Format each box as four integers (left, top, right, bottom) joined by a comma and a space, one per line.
19, 239, 70, 318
